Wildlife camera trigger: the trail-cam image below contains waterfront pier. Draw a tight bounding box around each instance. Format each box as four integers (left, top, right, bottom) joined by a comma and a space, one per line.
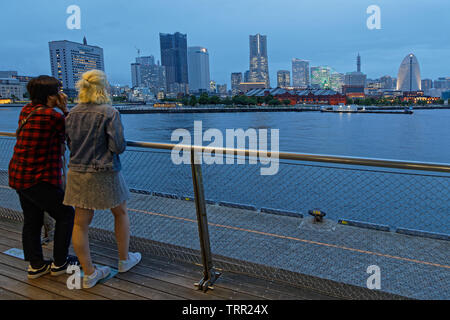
0, 132, 448, 300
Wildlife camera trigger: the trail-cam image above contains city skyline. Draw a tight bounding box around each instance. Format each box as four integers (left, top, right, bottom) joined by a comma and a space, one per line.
0, 0, 449, 87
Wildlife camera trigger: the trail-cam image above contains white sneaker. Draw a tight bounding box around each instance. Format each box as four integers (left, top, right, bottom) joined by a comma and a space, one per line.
83, 265, 111, 289
118, 252, 142, 273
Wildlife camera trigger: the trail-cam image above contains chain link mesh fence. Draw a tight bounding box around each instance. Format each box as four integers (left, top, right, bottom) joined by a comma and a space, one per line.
0, 136, 448, 299
200, 158, 449, 300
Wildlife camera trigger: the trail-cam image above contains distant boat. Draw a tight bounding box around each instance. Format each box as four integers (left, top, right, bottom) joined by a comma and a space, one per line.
153, 102, 182, 108
403, 107, 414, 114
320, 104, 413, 115
320, 105, 358, 112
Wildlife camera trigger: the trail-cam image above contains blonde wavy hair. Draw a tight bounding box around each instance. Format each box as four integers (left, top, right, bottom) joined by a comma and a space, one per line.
76, 69, 111, 104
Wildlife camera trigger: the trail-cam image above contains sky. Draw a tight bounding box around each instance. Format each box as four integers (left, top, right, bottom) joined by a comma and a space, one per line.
0, 0, 449, 87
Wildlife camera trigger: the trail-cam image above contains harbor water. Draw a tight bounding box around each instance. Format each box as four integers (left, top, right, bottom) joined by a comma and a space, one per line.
1, 106, 449, 234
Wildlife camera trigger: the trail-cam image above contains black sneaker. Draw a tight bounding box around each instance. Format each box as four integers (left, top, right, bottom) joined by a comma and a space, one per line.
50, 255, 80, 276
27, 261, 52, 279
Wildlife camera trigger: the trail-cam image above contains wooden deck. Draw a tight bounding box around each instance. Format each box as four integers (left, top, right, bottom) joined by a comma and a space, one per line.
0, 218, 334, 300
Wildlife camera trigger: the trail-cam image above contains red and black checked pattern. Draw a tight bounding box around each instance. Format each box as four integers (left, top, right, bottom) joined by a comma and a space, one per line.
9, 104, 65, 190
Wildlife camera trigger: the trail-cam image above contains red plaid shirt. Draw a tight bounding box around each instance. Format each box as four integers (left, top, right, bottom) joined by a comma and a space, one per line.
8, 103, 66, 190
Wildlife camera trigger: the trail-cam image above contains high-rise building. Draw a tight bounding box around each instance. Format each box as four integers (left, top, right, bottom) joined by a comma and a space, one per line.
277, 70, 290, 88
433, 77, 450, 89
311, 66, 331, 89
330, 72, 345, 93
292, 59, 310, 88
344, 71, 367, 87
244, 70, 250, 83
131, 63, 141, 87
421, 79, 433, 91
231, 72, 242, 95
49, 37, 105, 97
380, 75, 394, 89
396, 53, 421, 92
187, 46, 210, 93
159, 32, 188, 95
136, 56, 155, 66
365, 78, 383, 96
249, 34, 270, 88
130, 56, 166, 94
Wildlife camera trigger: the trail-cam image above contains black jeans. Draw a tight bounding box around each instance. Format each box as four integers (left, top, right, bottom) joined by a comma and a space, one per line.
17, 182, 75, 268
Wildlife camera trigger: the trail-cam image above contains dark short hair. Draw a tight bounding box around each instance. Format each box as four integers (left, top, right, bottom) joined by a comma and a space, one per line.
27, 76, 61, 105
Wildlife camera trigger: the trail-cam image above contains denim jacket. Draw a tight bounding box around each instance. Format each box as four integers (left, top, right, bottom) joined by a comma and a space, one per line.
65, 103, 126, 172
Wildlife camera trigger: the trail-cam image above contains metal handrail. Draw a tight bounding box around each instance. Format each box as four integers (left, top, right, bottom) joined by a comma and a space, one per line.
129, 141, 450, 174
2, 131, 450, 173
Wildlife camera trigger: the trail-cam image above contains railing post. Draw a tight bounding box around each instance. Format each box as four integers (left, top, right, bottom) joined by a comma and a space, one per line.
190, 146, 221, 292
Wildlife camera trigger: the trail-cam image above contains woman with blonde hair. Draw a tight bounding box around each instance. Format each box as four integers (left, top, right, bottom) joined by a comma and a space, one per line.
64, 69, 141, 288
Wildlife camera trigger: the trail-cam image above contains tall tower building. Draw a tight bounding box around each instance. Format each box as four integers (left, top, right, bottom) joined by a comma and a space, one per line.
249, 34, 270, 88
396, 53, 421, 92
231, 72, 242, 95
292, 59, 310, 88
187, 46, 210, 93
357, 53, 361, 73
159, 32, 189, 94
49, 38, 104, 97
277, 70, 290, 88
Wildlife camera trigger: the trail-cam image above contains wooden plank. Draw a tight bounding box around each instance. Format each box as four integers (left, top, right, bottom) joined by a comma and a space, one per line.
89, 271, 182, 300
89, 242, 263, 300
0, 225, 23, 242
0, 260, 105, 300
89, 251, 219, 300
0, 287, 30, 300
88, 239, 335, 300
0, 219, 23, 233
80, 280, 148, 300
0, 241, 109, 300
0, 274, 67, 300
0, 218, 334, 300
0, 235, 174, 300
90, 240, 298, 299
0, 239, 144, 300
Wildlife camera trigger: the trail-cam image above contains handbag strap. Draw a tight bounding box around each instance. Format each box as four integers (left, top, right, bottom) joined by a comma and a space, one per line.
16, 106, 47, 136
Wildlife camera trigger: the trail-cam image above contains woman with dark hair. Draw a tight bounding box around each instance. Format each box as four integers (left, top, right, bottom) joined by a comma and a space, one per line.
9, 75, 79, 279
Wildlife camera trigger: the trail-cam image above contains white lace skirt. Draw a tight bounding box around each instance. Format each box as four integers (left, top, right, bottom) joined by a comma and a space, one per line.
63, 169, 130, 210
